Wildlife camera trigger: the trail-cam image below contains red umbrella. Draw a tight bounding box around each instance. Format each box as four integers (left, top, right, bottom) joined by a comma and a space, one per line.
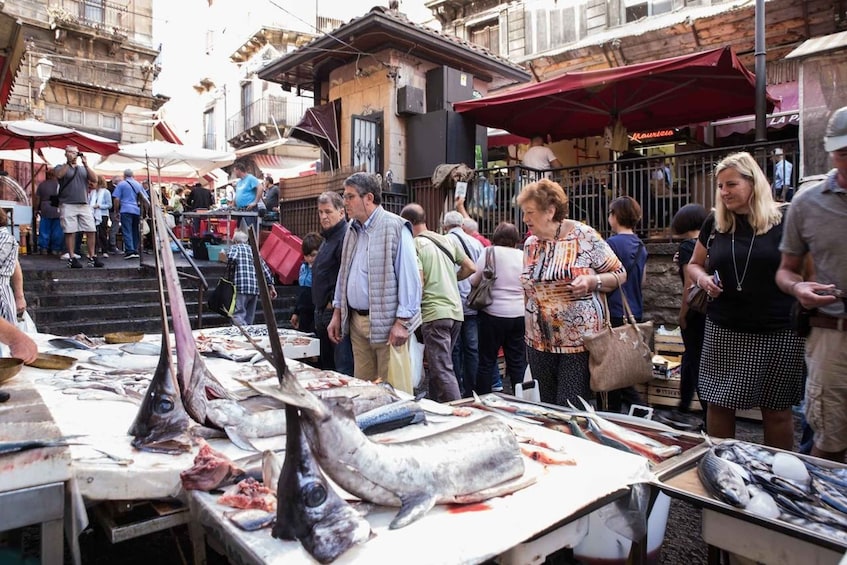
455, 47, 775, 141
0, 119, 119, 252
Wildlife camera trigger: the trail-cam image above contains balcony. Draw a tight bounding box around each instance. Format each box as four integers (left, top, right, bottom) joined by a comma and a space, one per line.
226, 96, 311, 148
47, 0, 154, 46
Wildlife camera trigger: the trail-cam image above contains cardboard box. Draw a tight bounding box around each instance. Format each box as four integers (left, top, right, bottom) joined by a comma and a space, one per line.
655, 332, 685, 355
652, 354, 681, 380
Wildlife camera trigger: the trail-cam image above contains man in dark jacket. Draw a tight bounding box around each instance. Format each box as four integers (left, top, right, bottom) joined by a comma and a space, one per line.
186, 182, 214, 235
311, 191, 353, 374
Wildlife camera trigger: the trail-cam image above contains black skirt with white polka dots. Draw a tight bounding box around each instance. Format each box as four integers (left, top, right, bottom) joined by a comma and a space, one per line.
698, 318, 805, 410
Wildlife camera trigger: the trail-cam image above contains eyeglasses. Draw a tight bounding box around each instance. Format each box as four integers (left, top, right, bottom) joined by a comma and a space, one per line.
342, 193, 359, 201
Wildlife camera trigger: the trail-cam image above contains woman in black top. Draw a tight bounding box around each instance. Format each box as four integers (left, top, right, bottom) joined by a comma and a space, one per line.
661, 204, 709, 430
686, 152, 803, 449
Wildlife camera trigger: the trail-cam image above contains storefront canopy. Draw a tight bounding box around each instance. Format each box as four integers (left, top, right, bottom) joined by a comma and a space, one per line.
288, 102, 340, 169
455, 47, 774, 141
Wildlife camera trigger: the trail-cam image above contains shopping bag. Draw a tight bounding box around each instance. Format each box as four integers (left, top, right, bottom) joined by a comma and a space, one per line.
208, 278, 236, 318
408, 331, 424, 390
514, 366, 540, 403
387, 342, 413, 395
16, 311, 37, 333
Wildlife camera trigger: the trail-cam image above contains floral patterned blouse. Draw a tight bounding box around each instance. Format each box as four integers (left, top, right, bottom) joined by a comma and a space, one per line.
521, 221, 624, 354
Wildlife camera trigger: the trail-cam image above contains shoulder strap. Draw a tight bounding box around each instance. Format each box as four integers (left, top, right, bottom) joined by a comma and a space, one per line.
450, 231, 472, 258
418, 233, 457, 264
57, 166, 78, 194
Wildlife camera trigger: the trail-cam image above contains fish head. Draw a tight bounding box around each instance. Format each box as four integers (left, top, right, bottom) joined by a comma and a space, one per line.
128, 358, 191, 454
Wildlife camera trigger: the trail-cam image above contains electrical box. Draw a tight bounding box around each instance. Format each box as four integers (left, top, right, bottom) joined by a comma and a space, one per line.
426, 67, 474, 112
397, 86, 424, 115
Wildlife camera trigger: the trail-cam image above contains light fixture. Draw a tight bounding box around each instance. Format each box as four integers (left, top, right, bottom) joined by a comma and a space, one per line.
35, 56, 53, 98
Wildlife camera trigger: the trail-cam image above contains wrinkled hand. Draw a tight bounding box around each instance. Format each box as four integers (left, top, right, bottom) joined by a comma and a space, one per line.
9, 333, 37, 364
388, 321, 409, 347
328, 309, 342, 344
567, 275, 594, 298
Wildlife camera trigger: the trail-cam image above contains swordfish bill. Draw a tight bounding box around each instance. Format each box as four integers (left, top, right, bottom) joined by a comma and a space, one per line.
152, 199, 232, 425
128, 194, 191, 453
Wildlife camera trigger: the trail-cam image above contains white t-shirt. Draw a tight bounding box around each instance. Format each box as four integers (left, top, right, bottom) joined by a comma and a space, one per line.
522, 145, 558, 170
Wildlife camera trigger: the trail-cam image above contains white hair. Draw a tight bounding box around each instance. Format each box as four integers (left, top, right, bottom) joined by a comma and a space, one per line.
462, 218, 479, 232
443, 211, 463, 228
233, 230, 249, 243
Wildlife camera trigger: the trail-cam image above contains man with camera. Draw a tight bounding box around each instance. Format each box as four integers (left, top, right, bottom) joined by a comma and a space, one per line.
53, 145, 104, 268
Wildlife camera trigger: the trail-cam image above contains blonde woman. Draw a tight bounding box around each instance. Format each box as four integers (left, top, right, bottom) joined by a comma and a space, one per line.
686, 152, 803, 450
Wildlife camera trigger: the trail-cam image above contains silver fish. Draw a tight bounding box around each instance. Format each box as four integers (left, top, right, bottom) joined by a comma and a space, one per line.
225, 508, 276, 532
698, 448, 750, 508
206, 398, 288, 451
247, 375, 528, 530
152, 203, 233, 426
273, 409, 372, 564
355, 398, 426, 435
127, 206, 192, 455
262, 450, 283, 494
120, 342, 162, 356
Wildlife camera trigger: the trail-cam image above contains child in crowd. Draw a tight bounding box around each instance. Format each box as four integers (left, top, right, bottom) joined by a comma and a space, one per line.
290, 232, 323, 333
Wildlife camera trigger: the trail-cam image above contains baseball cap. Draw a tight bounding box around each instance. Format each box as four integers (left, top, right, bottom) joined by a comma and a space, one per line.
771, 148, 784, 156
823, 106, 847, 152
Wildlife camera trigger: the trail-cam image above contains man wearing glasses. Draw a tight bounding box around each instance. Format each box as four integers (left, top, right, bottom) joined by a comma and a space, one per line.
328, 173, 421, 389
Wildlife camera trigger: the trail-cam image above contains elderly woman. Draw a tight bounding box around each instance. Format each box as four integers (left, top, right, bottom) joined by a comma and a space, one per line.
517, 178, 626, 406
686, 152, 803, 450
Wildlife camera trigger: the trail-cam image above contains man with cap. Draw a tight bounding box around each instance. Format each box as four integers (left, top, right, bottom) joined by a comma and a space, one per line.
771, 147, 794, 201
776, 106, 847, 463
54, 145, 104, 268
112, 169, 149, 260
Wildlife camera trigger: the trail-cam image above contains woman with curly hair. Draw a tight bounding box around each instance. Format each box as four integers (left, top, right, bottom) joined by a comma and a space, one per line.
686, 152, 803, 449
517, 178, 626, 406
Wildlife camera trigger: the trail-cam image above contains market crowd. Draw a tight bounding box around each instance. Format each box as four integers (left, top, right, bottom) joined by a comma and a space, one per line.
301, 109, 846, 465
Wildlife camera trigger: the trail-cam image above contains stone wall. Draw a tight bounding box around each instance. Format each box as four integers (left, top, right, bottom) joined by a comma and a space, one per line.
642, 242, 684, 328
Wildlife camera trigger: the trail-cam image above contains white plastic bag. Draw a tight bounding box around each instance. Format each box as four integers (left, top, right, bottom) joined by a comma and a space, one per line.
387, 343, 413, 395
409, 331, 424, 390
16, 311, 37, 333
514, 366, 540, 402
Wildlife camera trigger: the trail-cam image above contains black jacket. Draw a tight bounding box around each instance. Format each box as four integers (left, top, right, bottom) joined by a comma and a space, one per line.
311, 218, 349, 310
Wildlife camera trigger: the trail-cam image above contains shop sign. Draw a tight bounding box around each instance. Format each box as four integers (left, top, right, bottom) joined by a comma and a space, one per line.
631, 129, 676, 142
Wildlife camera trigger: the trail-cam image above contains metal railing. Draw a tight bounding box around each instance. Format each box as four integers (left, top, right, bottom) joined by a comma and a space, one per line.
409, 140, 799, 241
48, 0, 154, 44
226, 97, 311, 141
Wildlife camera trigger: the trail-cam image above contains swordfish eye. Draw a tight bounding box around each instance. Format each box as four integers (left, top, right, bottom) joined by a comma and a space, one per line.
302, 481, 328, 508
154, 395, 175, 414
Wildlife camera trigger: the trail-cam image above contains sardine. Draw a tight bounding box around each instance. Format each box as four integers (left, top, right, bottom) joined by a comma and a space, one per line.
698, 448, 750, 508
274, 410, 372, 563
246, 376, 529, 530
355, 399, 426, 435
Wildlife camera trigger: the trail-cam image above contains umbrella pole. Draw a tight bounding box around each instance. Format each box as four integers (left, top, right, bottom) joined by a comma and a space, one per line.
28, 139, 36, 255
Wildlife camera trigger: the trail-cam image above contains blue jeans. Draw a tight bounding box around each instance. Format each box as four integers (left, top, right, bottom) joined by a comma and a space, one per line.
120, 212, 140, 254
452, 314, 479, 396
314, 307, 354, 376
38, 216, 64, 252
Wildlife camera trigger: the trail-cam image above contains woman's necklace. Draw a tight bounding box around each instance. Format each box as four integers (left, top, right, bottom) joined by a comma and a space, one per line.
731, 230, 756, 291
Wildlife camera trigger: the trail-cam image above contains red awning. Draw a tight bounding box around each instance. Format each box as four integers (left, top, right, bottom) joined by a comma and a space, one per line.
455, 47, 774, 141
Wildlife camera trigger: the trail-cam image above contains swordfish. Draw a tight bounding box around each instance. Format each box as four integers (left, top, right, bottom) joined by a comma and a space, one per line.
246, 375, 529, 529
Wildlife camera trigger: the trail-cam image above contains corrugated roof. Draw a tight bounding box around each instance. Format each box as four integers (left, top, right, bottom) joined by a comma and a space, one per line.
785, 31, 847, 59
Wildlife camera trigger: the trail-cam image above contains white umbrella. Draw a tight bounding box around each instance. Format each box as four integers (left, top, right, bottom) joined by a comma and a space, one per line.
95, 140, 235, 185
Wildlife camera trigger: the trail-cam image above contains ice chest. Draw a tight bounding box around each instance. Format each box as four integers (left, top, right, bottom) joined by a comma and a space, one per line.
260, 224, 303, 285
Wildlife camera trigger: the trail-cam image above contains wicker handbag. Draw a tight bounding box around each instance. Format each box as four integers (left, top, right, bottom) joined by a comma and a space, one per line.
583, 274, 654, 393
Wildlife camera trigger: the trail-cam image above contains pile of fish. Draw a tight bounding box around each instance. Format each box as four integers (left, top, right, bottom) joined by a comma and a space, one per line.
471, 394, 686, 464
698, 440, 847, 544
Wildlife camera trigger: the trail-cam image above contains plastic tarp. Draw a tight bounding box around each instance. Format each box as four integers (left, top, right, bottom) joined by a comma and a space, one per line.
454, 47, 775, 141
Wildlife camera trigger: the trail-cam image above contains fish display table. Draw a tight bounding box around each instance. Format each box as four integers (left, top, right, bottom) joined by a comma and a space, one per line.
655, 444, 847, 565
187, 408, 653, 565
0, 376, 71, 565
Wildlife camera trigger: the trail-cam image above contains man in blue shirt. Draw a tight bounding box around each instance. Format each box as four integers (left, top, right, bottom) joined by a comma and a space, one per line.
328, 173, 422, 386
771, 148, 794, 202
233, 162, 261, 231
112, 169, 149, 259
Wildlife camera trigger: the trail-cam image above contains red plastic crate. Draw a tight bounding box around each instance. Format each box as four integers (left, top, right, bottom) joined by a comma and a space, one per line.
260, 224, 303, 285
207, 219, 237, 239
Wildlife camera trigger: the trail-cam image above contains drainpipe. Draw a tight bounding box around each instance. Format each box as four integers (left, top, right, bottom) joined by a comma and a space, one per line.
754, 0, 767, 142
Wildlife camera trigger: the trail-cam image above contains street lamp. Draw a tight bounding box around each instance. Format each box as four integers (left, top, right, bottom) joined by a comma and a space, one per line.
35, 56, 53, 98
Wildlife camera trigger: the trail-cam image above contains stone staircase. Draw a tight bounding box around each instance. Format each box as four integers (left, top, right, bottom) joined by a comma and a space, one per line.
23, 263, 299, 337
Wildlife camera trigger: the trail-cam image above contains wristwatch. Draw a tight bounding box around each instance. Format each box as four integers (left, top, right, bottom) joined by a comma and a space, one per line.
397, 318, 413, 330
